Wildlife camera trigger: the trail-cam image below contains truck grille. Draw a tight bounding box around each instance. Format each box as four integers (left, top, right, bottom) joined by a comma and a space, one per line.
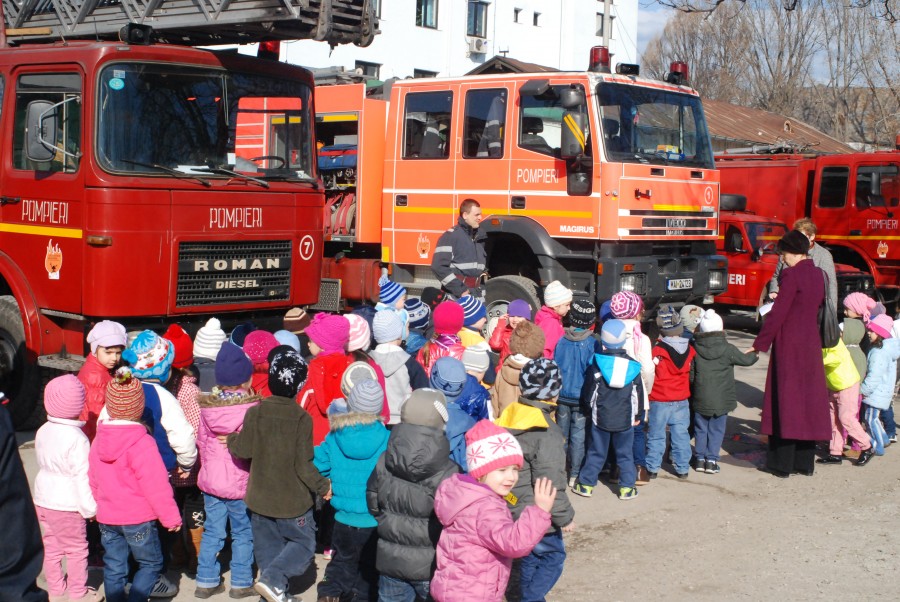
176, 241, 292, 307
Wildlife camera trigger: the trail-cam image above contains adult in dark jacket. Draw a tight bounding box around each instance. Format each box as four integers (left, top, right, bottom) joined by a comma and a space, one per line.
752, 231, 831, 478
0, 402, 48, 602
431, 199, 486, 299
366, 389, 458, 601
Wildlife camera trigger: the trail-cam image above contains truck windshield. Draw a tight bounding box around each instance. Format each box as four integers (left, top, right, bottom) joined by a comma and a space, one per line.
746, 222, 787, 253
597, 82, 714, 169
96, 63, 314, 181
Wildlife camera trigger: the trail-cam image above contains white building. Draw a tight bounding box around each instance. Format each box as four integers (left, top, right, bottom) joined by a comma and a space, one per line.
273, 0, 639, 78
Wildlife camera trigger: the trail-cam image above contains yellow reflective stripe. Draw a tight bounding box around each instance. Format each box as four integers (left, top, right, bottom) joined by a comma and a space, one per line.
562, 114, 585, 149
0, 223, 82, 239
320, 114, 358, 122
651, 204, 702, 211
392, 206, 592, 219
825, 235, 900, 240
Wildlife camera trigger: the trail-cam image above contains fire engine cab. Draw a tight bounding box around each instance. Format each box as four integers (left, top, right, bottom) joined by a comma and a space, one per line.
312, 49, 727, 316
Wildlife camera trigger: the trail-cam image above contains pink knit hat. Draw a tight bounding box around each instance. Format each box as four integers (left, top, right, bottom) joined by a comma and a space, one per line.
345, 314, 372, 352
867, 314, 894, 339
305, 313, 350, 354
465, 419, 524, 480
86, 320, 127, 353
242, 330, 279, 365
432, 302, 465, 335
610, 291, 643, 319
43, 374, 86, 420
843, 292, 876, 322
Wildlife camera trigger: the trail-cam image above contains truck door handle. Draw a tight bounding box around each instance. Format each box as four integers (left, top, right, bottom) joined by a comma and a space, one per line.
511, 196, 526, 209
395, 195, 408, 207
0, 196, 21, 206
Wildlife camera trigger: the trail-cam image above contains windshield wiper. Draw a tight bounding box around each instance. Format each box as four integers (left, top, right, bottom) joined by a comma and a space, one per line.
201, 166, 270, 189
120, 159, 212, 187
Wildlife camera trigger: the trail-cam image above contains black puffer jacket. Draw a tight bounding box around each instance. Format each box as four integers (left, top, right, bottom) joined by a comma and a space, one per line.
690, 331, 759, 416
366, 423, 458, 581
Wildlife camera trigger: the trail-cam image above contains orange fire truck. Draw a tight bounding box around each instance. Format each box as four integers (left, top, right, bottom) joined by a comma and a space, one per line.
312, 50, 727, 319
0, 2, 377, 427
717, 149, 900, 310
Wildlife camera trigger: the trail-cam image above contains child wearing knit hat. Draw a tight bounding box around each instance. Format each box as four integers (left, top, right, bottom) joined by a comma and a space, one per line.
370, 310, 430, 425
34, 375, 101, 602
404, 297, 432, 356
430, 357, 477, 471
431, 419, 556, 602
455, 344, 492, 422
491, 320, 546, 419
416, 302, 467, 377
377, 271, 408, 311
314, 378, 389, 602
89, 369, 182, 602
193, 343, 261, 598
78, 320, 127, 441
297, 313, 354, 446
227, 350, 332, 602
367, 388, 458, 600
193, 318, 227, 394
534, 281, 573, 359
488, 298, 532, 368
859, 315, 900, 459
241, 330, 279, 397
457, 296, 488, 345
494, 358, 575, 601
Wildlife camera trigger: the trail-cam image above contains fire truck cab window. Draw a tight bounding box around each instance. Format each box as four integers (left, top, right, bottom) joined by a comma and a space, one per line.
819, 166, 849, 208
96, 64, 314, 181
597, 82, 713, 169
518, 84, 588, 158
403, 91, 452, 159
13, 73, 82, 173
855, 165, 900, 209
463, 89, 506, 159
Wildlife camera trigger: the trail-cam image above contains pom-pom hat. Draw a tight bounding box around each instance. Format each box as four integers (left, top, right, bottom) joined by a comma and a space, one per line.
466, 419, 524, 480
87, 320, 127, 353
379, 272, 407, 306
44, 374, 86, 420
698, 309, 724, 333
163, 324, 194, 369
867, 314, 894, 339
106, 368, 145, 422
193, 318, 227, 361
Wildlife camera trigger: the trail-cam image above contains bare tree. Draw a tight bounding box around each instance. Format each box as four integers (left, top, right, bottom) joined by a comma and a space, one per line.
654, 0, 899, 22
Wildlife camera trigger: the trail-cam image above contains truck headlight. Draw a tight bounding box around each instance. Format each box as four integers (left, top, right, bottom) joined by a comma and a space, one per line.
620, 274, 646, 294
709, 270, 726, 291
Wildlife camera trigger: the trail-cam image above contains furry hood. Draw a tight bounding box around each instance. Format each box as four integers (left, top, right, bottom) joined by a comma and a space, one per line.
198, 389, 263, 409
328, 410, 383, 431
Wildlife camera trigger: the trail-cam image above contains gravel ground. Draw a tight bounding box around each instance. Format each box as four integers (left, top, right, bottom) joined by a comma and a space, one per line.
18, 327, 900, 601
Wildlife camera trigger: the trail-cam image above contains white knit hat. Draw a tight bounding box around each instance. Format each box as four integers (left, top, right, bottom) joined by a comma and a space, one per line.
543, 280, 573, 307
194, 318, 227, 360
698, 309, 724, 333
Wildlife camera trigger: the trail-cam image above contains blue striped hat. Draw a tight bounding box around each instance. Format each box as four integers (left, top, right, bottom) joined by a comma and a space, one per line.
458, 295, 487, 327
404, 297, 431, 330
379, 273, 407, 306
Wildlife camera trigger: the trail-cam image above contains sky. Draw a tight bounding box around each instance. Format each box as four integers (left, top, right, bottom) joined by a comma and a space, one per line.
637, 2, 675, 59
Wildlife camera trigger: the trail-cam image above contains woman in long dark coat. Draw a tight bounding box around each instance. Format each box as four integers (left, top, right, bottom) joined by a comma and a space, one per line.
751, 230, 831, 477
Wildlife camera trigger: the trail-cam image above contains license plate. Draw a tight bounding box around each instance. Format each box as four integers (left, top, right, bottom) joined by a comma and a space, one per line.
667, 278, 693, 291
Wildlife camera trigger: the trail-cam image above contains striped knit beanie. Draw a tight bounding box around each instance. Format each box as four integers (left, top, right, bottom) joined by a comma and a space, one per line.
105, 367, 145, 422
610, 291, 643, 320
43, 374, 86, 420
458, 295, 487, 327
519, 358, 562, 401
466, 419, 524, 480
543, 280, 573, 307
656, 304, 683, 337
341, 361, 379, 398
346, 313, 373, 352
379, 272, 407, 306
405, 297, 431, 330
193, 318, 227, 361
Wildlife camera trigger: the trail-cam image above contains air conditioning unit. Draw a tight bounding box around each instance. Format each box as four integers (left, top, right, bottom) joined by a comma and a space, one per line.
467, 37, 488, 54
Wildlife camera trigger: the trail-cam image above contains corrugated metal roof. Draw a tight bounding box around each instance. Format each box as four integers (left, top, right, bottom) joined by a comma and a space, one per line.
703, 99, 853, 154
466, 55, 559, 76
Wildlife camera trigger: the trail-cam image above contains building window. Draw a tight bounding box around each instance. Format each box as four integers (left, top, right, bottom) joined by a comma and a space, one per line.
514, 8, 521, 23
413, 69, 439, 78
403, 91, 453, 159
467, 1, 489, 37
355, 61, 381, 79
463, 88, 507, 159
609, 15, 615, 39
416, 0, 438, 29
533, 12, 540, 26
373, 0, 381, 18
596, 13, 604, 37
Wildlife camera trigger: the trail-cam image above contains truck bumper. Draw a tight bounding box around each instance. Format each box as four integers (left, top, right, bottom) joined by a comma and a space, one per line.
596, 254, 728, 312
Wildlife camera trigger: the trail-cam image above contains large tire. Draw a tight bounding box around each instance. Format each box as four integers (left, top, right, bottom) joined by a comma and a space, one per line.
485, 275, 541, 322
0, 296, 41, 429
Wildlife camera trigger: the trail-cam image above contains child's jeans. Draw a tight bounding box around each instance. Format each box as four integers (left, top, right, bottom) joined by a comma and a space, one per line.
251, 509, 316, 594
556, 403, 587, 479
646, 400, 692, 474
882, 405, 897, 439
864, 403, 889, 455
693, 413, 728, 462
633, 411, 647, 468
196, 494, 254, 590
579, 424, 636, 488
36, 507, 89, 599
378, 574, 430, 602
99, 521, 164, 602
828, 384, 871, 455
519, 529, 566, 602
317, 521, 378, 601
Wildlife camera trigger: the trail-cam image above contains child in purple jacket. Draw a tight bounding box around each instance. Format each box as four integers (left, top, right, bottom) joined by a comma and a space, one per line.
431, 420, 555, 602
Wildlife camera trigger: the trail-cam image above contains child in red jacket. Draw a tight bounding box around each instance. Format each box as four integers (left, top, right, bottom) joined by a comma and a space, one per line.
77, 320, 127, 441
645, 305, 696, 479
297, 313, 353, 446
488, 299, 532, 368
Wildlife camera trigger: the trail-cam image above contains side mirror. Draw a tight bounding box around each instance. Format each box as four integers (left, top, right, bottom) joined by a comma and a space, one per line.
868, 194, 886, 207
725, 237, 746, 254
26, 100, 57, 162
560, 111, 586, 159
559, 87, 585, 109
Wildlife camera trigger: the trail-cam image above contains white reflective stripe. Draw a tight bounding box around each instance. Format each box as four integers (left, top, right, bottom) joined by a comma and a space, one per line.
451, 262, 483, 270
434, 246, 453, 254
441, 274, 457, 285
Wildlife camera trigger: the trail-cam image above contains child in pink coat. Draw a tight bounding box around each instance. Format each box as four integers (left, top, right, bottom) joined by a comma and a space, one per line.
89, 369, 182, 602
431, 420, 555, 602
534, 281, 572, 359
33, 375, 100, 602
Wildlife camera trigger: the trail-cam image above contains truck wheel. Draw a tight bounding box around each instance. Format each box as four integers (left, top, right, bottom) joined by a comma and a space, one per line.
486, 275, 541, 322
0, 296, 41, 430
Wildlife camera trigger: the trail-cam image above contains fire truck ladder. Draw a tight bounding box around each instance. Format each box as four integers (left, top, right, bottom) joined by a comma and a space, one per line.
1, 0, 378, 47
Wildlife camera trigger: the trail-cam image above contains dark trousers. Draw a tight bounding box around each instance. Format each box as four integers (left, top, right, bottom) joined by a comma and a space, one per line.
767, 435, 815, 475
317, 521, 378, 601
518, 529, 566, 602
579, 425, 636, 488
251, 510, 316, 593
693, 413, 728, 462
882, 406, 897, 438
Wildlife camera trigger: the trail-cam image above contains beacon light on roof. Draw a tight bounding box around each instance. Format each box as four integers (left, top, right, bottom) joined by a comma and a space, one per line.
666, 61, 690, 86
589, 46, 611, 74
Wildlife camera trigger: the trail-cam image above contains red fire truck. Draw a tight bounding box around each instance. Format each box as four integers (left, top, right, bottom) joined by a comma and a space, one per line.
311, 51, 727, 318
717, 149, 899, 310
0, 2, 377, 427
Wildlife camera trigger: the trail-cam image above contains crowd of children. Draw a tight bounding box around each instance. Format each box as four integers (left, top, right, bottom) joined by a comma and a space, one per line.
27, 271, 900, 602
